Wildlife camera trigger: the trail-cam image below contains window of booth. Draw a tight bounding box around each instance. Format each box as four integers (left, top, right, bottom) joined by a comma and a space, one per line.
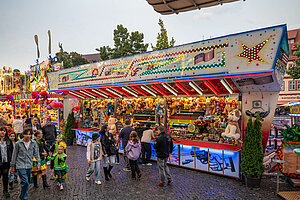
78, 95, 241, 145
289, 81, 296, 91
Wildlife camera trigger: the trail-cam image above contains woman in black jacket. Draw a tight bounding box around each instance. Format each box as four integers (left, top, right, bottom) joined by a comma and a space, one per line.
100, 124, 117, 181
0, 127, 14, 198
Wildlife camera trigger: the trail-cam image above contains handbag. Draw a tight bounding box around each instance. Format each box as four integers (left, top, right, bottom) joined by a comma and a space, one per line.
109, 145, 118, 155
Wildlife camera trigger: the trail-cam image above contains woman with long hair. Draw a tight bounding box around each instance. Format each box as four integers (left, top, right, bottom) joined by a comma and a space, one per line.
0, 127, 14, 198
100, 124, 117, 181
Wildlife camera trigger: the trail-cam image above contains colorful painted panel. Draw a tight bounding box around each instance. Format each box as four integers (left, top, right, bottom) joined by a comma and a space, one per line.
180, 145, 195, 168
209, 149, 224, 174
48, 25, 287, 91
75, 130, 93, 146
223, 150, 239, 177
195, 147, 209, 172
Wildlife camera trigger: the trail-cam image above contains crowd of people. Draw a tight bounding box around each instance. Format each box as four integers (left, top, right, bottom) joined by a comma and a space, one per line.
0, 115, 65, 200
0, 116, 174, 200
86, 119, 174, 187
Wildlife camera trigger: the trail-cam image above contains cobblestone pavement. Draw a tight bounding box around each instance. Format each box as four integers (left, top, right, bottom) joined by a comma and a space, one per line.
1, 146, 298, 200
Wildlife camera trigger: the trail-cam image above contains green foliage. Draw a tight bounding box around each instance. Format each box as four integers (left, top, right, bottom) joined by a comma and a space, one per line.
151, 19, 175, 51
63, 111, 75, 140
55, 43, 89, 69
286, 44, 300, 79
96, 46, 112, 61
241, 116, 264, 178
280, 124, 300, 142
96, 24, 148, 60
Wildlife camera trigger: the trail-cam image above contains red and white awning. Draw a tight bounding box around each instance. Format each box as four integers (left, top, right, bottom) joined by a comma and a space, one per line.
62, 79, 239, 99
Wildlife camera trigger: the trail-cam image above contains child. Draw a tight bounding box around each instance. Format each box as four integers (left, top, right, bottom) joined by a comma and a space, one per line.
48, 146, 68, 190
86, 133, 103, 184
50, 135, 67, 155
8, 132, 18, 190
125, 131, 142, 180
33, 130, 50, 189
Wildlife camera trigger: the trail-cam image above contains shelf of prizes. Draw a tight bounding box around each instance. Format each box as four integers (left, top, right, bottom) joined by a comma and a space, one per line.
49, 24, 289, 179
5, 92, 64, 129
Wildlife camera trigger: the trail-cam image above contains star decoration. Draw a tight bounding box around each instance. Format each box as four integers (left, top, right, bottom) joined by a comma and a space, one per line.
238, 39, 269, 64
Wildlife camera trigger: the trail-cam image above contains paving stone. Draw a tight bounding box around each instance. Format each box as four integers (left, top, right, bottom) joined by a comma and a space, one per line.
0, 145, 297, 200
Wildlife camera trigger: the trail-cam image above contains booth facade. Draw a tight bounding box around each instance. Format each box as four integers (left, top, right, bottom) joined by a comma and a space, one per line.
48, 24, 289, 178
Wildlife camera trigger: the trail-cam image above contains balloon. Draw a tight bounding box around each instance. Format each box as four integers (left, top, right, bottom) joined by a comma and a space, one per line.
31, 91, 39, 99
53, 107, 59, 110
46, 105, 53, 110
58, 102, 63, 108
40, 91, 48, 98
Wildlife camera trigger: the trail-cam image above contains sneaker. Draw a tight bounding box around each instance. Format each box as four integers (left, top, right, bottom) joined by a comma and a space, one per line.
115, 163, 120, 165
156, 182, 165, 187
146, 163, 152, 166
123, 168, 131, 172
86, 176, 90, 181
95, 180, 102, 185
167, 180, 173, 185
60, 184, 64, 191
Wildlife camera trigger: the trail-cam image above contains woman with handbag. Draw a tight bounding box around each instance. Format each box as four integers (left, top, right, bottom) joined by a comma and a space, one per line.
0, 127, 14, 198
100, 124, 117, 181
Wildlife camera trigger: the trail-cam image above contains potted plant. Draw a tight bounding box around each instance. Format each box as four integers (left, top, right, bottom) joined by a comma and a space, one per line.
63, 110, 75, 146
241, 115, 264, 188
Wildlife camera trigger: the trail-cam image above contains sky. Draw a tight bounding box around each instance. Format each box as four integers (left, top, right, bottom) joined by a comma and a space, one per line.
0, 0, 299, 72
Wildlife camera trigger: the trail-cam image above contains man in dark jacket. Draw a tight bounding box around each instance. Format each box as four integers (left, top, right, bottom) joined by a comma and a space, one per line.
42, 118, 57, 150
117, 119, 135, 172
153, 126, 173, 187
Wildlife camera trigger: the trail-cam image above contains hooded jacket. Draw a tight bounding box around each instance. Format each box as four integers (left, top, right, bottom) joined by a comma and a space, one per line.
125, 141, 141, 160
153, 132, 173, 159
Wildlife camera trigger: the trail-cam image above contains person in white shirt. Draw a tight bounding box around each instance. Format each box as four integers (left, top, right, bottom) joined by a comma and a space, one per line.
141, 123, 155, 165
12, 116, 23, 138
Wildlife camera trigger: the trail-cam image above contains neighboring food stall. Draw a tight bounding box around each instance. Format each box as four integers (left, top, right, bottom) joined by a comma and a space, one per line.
47, 24, 289, 178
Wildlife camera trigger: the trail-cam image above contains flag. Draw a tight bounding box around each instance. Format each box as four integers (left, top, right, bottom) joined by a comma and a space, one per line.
278, 48, 289, 65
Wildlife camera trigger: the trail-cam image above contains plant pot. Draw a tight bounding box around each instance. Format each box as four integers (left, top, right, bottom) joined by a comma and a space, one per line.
66, 139, 73, 146
244, 176, 261, 188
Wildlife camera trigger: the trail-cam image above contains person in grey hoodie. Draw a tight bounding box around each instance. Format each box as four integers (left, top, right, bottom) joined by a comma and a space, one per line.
11, 128, 40, 200
125, 131, 141, 180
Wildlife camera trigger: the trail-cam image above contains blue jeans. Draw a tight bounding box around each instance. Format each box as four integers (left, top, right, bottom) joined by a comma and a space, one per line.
86, 160, 101, 181
17, 169, 32, 200
8, 168, 18, 183
103, 155, 116, 167
46, 140, 56, 150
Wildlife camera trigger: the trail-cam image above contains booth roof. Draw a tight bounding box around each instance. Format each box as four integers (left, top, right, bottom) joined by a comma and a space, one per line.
146, 0, 240, 15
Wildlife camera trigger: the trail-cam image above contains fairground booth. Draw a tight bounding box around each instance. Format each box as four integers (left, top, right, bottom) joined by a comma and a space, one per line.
48, 24, 289, 179
1, 60, 63, 128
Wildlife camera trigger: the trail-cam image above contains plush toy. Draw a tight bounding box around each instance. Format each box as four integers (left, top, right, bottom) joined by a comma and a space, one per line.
205, 98, 211, 116
221, 109, 241, 140
223, 99, 232, 116
155, 102, 165, 126
108, 117, 118, 135
210, 98, 216, 115
107, 101, 114, 116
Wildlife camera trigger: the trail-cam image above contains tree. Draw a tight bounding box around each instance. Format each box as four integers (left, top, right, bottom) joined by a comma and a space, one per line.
55, 43, 89, 69
63, 110, 75, 145
241, 116, 264, 178
151, 19, 175, 51
96, 24, 148, 60
286, 44, 300, 79
95, 46, 112, 61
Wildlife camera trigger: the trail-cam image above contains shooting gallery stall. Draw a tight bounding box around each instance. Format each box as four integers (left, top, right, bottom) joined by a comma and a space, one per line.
47, 24, 289, 178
